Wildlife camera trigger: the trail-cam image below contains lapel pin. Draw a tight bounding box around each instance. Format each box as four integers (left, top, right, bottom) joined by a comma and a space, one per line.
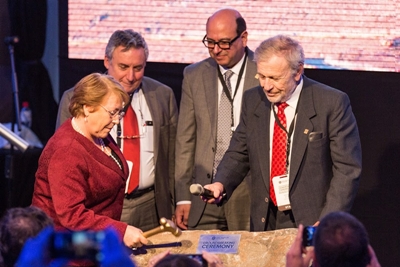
304, 129, 309, 134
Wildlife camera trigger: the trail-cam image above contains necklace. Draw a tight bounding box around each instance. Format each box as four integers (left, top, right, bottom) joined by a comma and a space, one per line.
71, 117, 85, 136
73, 117, 122, 170
98, 138, 107, 152
98, 138, 122, 170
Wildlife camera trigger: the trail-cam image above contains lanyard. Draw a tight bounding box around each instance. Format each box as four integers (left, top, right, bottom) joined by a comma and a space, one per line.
272, 103, 298, 173
216, 48, 248, 131
117, 88, 138, 148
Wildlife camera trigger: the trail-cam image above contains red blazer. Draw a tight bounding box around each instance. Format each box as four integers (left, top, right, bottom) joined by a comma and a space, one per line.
32, 118, 129, 239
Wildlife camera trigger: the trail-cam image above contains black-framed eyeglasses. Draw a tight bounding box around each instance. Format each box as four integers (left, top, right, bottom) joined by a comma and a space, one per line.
99, 105, 125, 120
202, 34, 241, 50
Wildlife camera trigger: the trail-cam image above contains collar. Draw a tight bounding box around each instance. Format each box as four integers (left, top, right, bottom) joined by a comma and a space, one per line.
286, 76, 304, 109
130, 84, 142, 97
218, 52, 247, 76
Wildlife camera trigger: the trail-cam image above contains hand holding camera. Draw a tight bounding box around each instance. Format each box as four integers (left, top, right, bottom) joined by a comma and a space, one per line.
16, 226, 136, 267
285, 224, 315, 267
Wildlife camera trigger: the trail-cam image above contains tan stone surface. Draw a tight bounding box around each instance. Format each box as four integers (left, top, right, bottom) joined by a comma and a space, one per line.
132, 229, 297, 267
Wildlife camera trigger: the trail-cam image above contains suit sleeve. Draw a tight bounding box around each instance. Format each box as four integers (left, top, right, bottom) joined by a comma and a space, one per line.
175, 67, 197, 202
56, 89, 73, 130
167, 86, 178, 207
320, 92, 362, 218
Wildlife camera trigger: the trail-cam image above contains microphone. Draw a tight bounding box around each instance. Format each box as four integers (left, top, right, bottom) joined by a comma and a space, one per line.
4, 36, 19, 45
190, 184, 214, 198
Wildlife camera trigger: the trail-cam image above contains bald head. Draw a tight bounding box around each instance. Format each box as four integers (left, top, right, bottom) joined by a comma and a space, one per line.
207, 8, 246, 36
205, 8, 247, 68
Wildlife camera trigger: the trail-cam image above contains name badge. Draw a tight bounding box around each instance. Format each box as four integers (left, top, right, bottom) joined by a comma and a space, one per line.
272, 174, 291, 211
196, 234, 241, 254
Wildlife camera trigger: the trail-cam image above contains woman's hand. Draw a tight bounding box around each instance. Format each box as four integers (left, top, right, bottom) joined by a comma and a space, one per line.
123, 225, 148, 248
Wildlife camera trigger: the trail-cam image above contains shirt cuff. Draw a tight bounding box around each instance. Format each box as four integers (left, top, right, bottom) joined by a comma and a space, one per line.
176, 200, 191, 205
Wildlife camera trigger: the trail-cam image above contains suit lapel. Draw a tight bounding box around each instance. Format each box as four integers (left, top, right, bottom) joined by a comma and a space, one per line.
141, 78, 160, 165
206, 50, 258, 137
252, 76, 317, 191
204, 59, 219, 137
102, 136, 128, 179
289, 76, 316, 188
253, 88, 272, 189
243, 50, 260, 92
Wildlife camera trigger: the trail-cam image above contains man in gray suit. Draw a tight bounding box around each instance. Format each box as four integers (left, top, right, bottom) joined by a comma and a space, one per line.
174, 9, 259, 230
203, 35, 362, 231
56, 30, 178, 232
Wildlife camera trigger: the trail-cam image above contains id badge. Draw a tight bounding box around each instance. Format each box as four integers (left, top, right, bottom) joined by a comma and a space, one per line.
143, 121, 154, 152
272, 174, 291, 211
125, 160, 134, 192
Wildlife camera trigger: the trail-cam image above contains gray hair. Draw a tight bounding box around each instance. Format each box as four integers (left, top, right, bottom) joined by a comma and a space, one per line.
105, 29, 149, 61
254, 35, 304, 74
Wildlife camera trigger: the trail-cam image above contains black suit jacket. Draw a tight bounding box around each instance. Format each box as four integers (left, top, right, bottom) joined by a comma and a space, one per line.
215, 76, 362, 231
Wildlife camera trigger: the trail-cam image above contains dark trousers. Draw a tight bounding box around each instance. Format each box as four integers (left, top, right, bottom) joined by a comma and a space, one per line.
188, 180, 250, 231
266, 201, 296, 231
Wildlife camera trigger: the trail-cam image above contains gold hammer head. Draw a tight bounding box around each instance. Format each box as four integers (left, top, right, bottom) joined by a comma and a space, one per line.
142, 217, 182, 238
160, 217, 182, 237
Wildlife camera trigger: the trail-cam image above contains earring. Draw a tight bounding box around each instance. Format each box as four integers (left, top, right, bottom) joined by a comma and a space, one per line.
84, 115, 88, 123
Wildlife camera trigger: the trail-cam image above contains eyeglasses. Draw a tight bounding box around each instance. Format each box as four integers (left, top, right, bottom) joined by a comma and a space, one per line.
202, 34, 241, 50
99, 105, 125, 120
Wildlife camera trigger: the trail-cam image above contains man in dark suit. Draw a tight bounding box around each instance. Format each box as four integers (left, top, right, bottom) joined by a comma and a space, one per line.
174, 8, 259, 231
56, 30, 178, 232
203, 35, 362, 231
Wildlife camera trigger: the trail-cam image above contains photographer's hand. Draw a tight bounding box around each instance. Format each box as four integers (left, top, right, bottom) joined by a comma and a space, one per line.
147, 250, 171, 267
15, 227, 68, 267
286, 224, 314, 267
202, 251, 225, 267
366, 245, 381, 267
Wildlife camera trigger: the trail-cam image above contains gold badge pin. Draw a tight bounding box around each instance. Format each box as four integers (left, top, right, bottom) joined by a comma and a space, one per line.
304, 129, 309, 134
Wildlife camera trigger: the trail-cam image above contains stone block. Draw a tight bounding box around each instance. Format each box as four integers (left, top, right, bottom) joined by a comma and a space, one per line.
132, 229, 297, 267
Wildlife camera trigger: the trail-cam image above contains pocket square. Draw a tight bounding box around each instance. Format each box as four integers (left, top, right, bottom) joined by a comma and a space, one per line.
308, 131, 323, 141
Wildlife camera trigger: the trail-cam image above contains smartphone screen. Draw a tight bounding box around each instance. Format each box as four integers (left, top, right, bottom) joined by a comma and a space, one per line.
302, 226, 317, 247
51, 231, 105, 261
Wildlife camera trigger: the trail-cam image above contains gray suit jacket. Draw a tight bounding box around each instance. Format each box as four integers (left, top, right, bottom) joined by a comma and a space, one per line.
175, 49, 260, 226
56, 76, 178, 220
215, 76, 362, 231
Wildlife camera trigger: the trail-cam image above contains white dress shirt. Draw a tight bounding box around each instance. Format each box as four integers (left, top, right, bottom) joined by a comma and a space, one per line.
110, 88, 155, 192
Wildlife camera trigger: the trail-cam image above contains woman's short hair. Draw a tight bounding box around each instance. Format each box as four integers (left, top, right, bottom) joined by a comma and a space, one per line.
69, 73, 129, 118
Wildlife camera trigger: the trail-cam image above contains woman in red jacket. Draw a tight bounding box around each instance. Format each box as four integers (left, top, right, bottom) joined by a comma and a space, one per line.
32, 73, 147, 251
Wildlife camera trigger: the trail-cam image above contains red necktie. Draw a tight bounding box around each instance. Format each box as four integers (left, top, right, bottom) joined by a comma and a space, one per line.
270, 102, 288, 205
123, 105, 140, 194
